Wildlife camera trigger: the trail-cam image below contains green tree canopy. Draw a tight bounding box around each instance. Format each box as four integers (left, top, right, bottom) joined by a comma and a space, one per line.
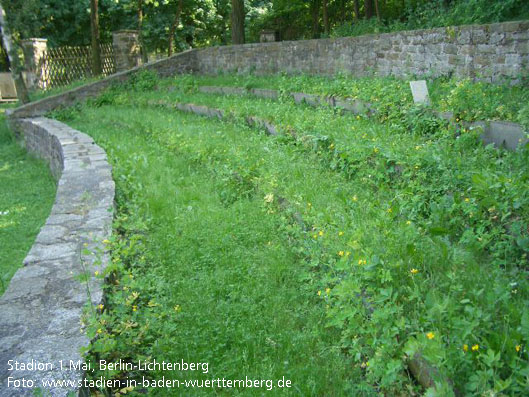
1, 0, 528, 55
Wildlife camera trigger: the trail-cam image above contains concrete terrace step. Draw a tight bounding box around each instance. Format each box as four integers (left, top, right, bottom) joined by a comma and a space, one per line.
195, 84, 528, 151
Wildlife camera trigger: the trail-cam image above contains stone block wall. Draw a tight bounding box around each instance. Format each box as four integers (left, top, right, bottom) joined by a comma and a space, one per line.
0, 118, 114, 396
194, 20, 529, 82
8, 20, 529, 120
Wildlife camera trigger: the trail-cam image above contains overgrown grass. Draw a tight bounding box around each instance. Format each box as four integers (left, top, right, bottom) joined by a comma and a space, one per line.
159, 73, 529, 127
0, 112, 56, 294
63, 105, 363, 395
53, 71, 529, 395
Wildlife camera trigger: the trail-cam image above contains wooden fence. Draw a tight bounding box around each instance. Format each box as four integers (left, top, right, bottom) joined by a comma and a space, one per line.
37, 43, 116, 90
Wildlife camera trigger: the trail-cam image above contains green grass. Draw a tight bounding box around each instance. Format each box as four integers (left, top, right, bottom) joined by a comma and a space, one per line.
66, 105, 363, 395
159, 73, 529, 126
0, 113, 56, 294
52, 71, 529, 395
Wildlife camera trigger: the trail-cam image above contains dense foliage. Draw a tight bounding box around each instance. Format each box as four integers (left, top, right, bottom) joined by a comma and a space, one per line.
50, 70, 529, 395
1, 0, 528, 58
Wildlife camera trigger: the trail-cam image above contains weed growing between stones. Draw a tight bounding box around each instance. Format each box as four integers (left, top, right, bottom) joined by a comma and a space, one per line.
53, 72, 529, 395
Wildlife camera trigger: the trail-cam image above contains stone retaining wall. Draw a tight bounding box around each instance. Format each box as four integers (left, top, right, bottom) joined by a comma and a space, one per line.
194, 20, 529, 82
0, 118, 114, 396
9, 20, 529, 119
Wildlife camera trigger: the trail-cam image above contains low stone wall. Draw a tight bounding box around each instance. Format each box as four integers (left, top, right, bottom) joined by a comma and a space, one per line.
8, 49, 198, 119
0, 118, 114, 396
198, 85, 528, 150
194, 20, 529, 82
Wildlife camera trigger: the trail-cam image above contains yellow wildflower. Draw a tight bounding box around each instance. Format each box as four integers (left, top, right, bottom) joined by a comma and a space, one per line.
338, 231, 344, 236
174, 305, 182, 313
102, 239, 111, 244
317, 290, 321, 296
96, 328, 103, 334
387, 208, 392, 213
325, 288, 331, 294
410, 268, 419, 275
94, 271, 99, 276
345, 251, 351, 257
318, 230, 324, 237
329, 143, 335, 149
463, 344, 468, 352
352, 195, 358, 202
426, 332, 435, 340
313, 234, 318, 239
97, 304, 104, 310
471, 344, 479, 351
264, 193, 274, 203
338, 251, 344, 257
406, 220, 411, 225
464, 198, 470, 203
516, 345, 521, 352
373, 147, 379, 153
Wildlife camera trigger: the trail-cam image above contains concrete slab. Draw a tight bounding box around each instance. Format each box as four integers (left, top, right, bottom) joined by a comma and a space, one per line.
0, 73, 17, 99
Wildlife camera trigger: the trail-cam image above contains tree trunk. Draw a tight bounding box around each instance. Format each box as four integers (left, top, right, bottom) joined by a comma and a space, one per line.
364, 0, 373, 19
138, 0, 148, 63
0, 5, 29, 103
230, 0, 245, 44
168, 0, 184, 56
311, 0, 321, 39
90, 0, 102, 75
322, 0, 330, 35
353, 0, 360, 21
374, 0, 380, 21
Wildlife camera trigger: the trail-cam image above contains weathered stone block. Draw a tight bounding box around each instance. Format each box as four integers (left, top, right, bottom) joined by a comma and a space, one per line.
112, 30, 142, 72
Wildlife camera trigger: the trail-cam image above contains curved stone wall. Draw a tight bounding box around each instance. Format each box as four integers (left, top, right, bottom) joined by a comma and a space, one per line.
0, 118, 114, 396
